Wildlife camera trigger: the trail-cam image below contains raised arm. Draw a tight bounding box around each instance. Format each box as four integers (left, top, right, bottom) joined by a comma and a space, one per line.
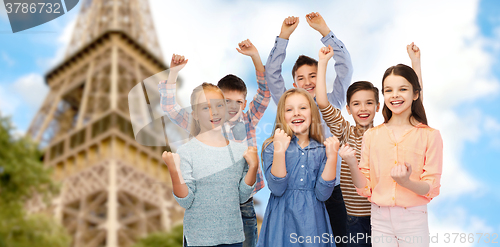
316, 45, 334, 109
237, 39, 264, 73
307, 12, 353, 109
265, 16, 299, 104
158, 54, 191, 131
237, 39, 271, 126
407, 42, 423, 101
262, 130, 291, 197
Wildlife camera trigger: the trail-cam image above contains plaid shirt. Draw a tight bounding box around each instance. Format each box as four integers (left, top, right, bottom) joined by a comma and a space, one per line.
158, 71, 270, 194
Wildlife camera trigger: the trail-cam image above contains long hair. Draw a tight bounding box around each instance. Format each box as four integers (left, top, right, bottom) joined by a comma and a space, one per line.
261, 88, 324, 156
381, 64, 427, 126
189, 83, 226, 137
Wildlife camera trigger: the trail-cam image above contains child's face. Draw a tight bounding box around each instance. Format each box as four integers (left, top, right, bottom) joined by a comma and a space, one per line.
383, 75, 418, 116
284, 93, 312, 136
194, 91, 226, 132
223, 90, 247, 121
347, 90, 380, 127
293, 64, 318, 98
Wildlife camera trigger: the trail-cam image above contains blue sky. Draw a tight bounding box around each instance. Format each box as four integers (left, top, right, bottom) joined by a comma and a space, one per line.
1, 1, 500, 246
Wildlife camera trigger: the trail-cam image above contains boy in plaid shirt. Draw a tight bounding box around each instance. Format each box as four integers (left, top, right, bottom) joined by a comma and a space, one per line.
158, 39, 270, 247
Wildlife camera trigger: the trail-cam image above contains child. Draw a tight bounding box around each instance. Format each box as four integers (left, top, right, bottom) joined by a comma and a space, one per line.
158, 39, 270, 247
339, 63, 443, 247
257, 88, 340, 247
316, 44, 423, 247
161, 83, 258, 247
265, 12, 353, 243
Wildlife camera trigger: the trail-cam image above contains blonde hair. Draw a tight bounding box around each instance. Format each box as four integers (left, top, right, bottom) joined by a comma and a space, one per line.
189, 83, 226, 137
262, 88, 324, 155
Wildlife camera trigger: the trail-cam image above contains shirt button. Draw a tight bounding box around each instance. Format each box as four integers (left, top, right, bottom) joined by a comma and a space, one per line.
301, 165, 304, 168
392, 197, 395, 200
301, 153, 304, 155
300, 179, 303, 181
395, 161, 397, 164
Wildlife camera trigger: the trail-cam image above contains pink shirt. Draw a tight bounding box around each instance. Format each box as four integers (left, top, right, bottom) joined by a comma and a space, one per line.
357, 123, 443, 207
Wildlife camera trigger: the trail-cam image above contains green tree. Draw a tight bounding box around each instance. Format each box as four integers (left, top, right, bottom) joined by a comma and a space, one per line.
132, 224, 183, 247
0, 115, 71, 247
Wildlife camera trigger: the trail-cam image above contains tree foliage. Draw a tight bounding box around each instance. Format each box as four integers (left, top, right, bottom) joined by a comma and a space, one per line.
132, 224, 184, 247
0, 115, 71, 247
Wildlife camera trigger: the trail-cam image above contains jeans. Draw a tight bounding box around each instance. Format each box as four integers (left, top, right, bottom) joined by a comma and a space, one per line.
325, 185, 348, 247
346, 215, 371, 247
240, 197, 258, 247
371, 203, 429, 247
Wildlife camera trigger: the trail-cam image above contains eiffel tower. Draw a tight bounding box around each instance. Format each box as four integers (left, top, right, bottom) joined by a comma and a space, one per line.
26, 0, 185, 246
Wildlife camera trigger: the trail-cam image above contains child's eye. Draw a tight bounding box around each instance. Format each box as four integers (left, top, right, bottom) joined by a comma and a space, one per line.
237, 101, 243, 105
301, 107, 306, 110
286, 109, 292, 112
353, 103, 359, 106
401, 88, 407, 91
367, 102, 373, 105
226, 99, 230, 103
218, 104, 223, 107
384, 90, 392, 93
311, 75, 316, 78
202, 107, 209, 110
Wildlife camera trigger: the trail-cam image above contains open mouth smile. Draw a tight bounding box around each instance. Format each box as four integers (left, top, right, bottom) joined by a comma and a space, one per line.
210, 118, 222, 125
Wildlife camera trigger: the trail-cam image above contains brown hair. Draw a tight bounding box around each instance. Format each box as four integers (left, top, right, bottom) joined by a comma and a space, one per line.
262, 88, 324, 157
217, 74, 247, 97
292, 55, 318, 79
381, 64, 427, 126
189, 83, 226, 136
346, 81, 379, 105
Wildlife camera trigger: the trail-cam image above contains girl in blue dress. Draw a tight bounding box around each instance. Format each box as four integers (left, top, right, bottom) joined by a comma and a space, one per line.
258, 88, 339, 247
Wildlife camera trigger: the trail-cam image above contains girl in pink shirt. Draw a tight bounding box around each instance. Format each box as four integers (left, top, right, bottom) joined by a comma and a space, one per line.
340, 63, 443, 247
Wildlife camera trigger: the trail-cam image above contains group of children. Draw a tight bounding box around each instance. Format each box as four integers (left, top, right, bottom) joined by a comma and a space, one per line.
159, 12, 443, 247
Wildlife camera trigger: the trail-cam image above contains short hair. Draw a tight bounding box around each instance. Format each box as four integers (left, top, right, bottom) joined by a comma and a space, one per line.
217, 74, 247, 97
292, 55, 318, 78
346, 81, 379, 105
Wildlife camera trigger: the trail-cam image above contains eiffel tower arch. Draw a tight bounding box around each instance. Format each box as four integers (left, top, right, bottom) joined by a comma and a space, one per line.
26, 1, 185, 246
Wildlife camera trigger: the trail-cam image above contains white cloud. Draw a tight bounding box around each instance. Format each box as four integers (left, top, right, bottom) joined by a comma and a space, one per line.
11, 73, 48, 108
36, 17, 76, 69
0, 86, 20, 116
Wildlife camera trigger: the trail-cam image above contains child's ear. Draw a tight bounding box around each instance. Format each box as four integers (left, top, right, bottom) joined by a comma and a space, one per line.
292, 82, 298, 88
346, 104, 352, 115
376, 102, 380, 112
243, 99, 247, 110
413, 91, 419, 101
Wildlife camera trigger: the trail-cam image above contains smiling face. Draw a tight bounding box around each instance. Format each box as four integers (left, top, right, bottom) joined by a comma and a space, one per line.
193, 90, 226, 132
382, 74, 419, 117
347, 90, 380, 127
284, 93, 312, 136
293, 64, 318, 98
222, 90, 247, 121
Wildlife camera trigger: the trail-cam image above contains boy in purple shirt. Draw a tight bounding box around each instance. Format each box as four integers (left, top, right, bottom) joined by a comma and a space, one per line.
265, 12, 353, 247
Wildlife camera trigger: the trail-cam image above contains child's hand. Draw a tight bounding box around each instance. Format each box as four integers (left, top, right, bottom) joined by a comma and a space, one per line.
273, 128, 291, 153
243, 146, 259, 169
391, 162, 412, 186
162, 151, 181, 173
318, 45, 334, 62
279, 16, 299, 40
339, 143, 357, 165
323, 136, 340, 160
236, 39, 259, 58
407, 42, 420, 61
306, 12, 330, 37
170, 54, 188, 73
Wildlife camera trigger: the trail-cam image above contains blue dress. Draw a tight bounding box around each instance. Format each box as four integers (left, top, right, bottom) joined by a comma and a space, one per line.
257, 136, 336, 247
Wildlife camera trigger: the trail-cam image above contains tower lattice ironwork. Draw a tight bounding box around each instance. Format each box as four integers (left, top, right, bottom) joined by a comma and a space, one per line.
26, 1, 185, 246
